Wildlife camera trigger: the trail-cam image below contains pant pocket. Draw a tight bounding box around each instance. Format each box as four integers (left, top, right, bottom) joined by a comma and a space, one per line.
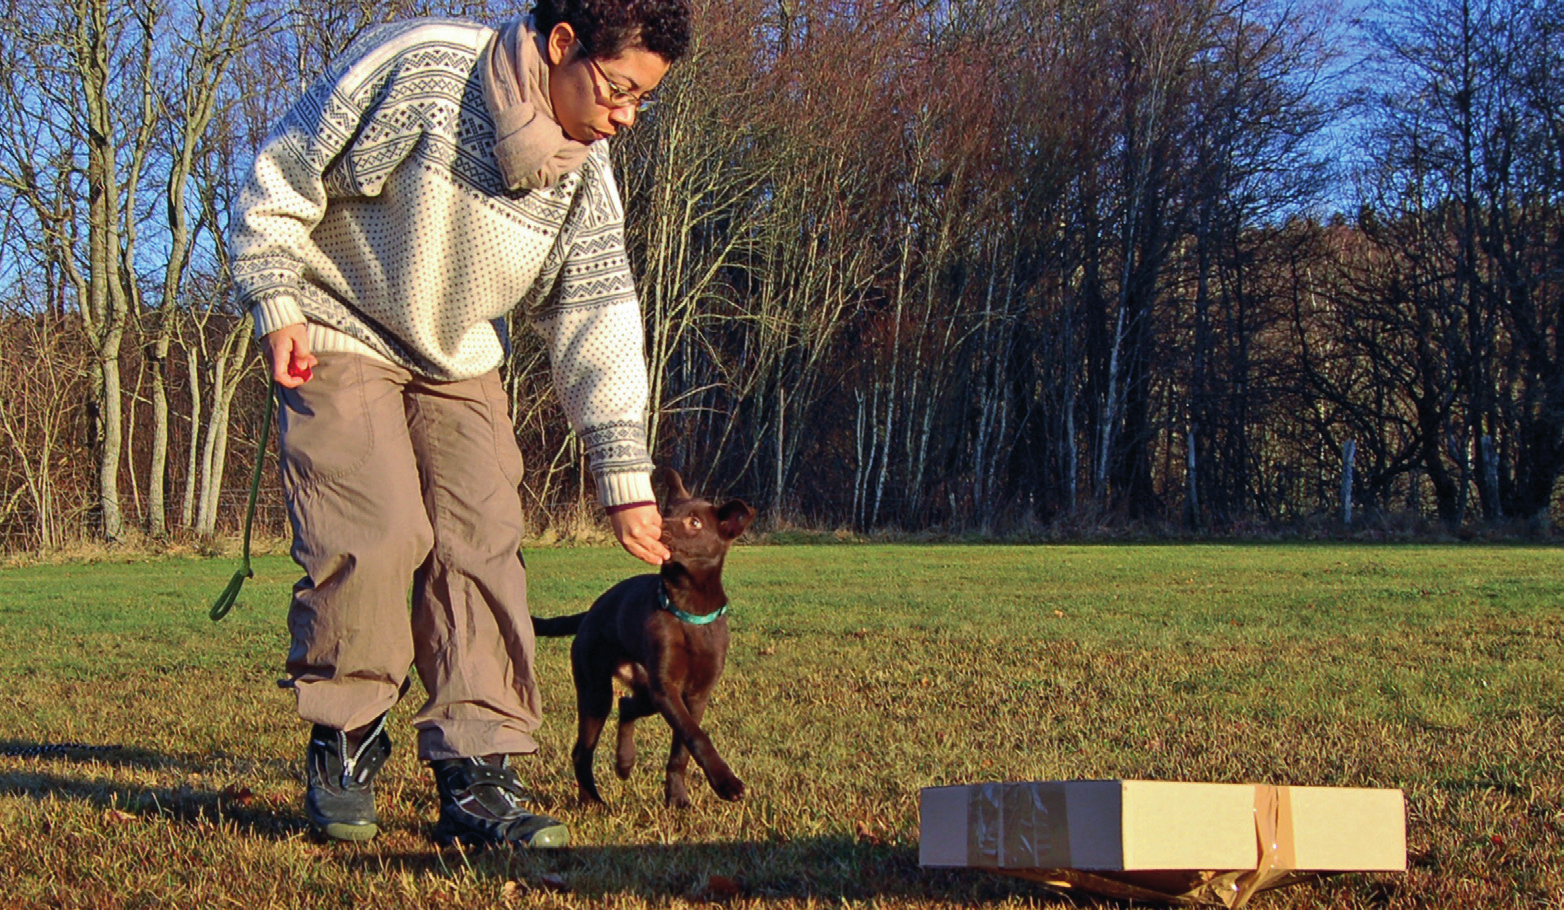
482, 372, 526, 490
278, 354, 378, 491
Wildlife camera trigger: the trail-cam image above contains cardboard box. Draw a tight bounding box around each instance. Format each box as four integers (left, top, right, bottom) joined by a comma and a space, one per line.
920, 780, 1405, 907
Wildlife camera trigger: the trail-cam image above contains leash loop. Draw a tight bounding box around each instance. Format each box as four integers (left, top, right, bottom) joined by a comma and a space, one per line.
210, 385, 277, 622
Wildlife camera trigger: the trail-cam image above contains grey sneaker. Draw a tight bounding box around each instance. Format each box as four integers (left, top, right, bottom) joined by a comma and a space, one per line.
430, 756, 569, 849
305, 714, 391, 842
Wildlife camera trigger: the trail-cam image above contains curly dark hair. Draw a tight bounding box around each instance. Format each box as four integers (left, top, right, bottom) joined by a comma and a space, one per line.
531, 0, 692, 63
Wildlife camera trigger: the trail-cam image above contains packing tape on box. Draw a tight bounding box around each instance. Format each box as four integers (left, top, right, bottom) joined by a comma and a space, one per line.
1230, 783, 1302, 906
966, 782, 1074, 869
967, 783, 1308, 908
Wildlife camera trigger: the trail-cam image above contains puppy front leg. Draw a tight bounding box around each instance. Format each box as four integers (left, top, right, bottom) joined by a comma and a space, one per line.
615, 692, 656, 780
650, 688, 744, 804
664, 735, 693, 808
662, 691, 707, 807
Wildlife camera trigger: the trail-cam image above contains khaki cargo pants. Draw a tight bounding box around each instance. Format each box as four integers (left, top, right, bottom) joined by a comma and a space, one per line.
277, 352, 540, 760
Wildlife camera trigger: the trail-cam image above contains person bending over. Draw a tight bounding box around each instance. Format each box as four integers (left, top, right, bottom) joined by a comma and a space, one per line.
228, 0, 690, 847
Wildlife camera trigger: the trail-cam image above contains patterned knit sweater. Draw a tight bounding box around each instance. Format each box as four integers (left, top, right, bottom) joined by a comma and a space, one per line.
229, 19, 654, 508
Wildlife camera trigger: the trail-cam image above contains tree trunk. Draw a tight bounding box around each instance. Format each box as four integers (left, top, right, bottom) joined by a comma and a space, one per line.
195, 329, 252, 537
181, 344, 202, 530
75, 0, 136, 541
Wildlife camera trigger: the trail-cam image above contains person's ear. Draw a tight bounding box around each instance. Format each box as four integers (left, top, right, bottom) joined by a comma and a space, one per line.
546, 22, 577, 66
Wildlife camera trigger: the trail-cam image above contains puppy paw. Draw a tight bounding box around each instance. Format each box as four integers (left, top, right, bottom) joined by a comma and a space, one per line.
713, 774, 746, 802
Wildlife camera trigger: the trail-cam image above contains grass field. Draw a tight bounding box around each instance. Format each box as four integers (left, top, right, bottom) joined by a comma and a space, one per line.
0, 542, 1559, 909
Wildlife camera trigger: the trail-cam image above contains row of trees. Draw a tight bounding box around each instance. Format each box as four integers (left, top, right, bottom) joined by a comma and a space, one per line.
1, 0, 1560, 550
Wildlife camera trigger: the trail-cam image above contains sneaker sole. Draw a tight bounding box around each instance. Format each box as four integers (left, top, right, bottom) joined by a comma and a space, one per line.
434, 821, 571, 849
524, 822, 570, 849
313, 819, 380, 843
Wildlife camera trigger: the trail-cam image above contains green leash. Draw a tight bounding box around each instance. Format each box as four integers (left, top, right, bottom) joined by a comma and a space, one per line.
210, 386, 277, 622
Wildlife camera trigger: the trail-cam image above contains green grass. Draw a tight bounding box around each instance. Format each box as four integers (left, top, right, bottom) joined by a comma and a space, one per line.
0, 543, 1559, 908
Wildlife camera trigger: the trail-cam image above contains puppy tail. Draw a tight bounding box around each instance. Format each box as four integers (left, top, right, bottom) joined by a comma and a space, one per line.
531, 612, 587, 637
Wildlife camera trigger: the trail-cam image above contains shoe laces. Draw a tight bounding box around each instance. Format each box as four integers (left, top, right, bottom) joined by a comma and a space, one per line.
315, 714, 389, 788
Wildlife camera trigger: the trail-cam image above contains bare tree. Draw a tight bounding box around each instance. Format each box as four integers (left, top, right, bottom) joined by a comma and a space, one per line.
1180, 0, 1336, 524
0, 303, 90, 549
1337, 0, 1564, 528
141, 0, 253, 538
0, 0, 139, 539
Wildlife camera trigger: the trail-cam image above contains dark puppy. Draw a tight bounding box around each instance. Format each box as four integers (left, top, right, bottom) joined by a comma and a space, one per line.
533, 468, 754, 807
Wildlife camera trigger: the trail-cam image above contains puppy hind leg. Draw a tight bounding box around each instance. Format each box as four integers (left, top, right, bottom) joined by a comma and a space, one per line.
571, 675, 615, 805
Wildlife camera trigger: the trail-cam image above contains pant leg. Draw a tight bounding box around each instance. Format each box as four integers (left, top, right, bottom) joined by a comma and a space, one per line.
404, 369, 541, 760
279, 353, 432, 733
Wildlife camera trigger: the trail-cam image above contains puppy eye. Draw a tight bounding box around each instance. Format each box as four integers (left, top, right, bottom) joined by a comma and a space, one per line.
689, 517, 703, 530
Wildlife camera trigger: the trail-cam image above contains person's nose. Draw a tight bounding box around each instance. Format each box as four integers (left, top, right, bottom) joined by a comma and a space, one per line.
609, 105, 636, 130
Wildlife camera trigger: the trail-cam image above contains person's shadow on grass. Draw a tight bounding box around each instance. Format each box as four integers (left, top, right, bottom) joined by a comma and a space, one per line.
0, 739, 303, 839
336, 840, 1067, 905
0, 741, 1055, 903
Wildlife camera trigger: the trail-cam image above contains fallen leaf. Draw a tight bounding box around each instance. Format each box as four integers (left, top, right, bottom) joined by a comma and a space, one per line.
105, 808, 136, 824
855, 821, 886, 845
501, 881, 521, 902
219, 784, 254, 807
705, 875, 742, 899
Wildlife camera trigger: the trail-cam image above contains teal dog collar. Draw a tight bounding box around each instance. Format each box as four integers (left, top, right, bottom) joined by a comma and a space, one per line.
658, 585, 728, 625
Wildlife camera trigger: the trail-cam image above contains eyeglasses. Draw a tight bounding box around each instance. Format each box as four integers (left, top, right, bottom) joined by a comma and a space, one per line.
580, 48, 657, 112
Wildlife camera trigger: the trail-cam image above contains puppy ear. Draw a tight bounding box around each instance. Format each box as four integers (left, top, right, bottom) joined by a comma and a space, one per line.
716, 499, 755, 540
656, 466, 691, 503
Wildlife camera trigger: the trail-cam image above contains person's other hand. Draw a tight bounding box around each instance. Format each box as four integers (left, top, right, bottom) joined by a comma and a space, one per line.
609, 503, 668, 566
263, 324, 317, 388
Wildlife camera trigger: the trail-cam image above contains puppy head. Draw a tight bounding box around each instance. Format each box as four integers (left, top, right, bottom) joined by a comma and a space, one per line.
657, 467, 755, 560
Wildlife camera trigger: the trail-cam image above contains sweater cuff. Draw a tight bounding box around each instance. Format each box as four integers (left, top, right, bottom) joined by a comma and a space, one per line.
596, 470, 655, 511
251, 295, 307, 339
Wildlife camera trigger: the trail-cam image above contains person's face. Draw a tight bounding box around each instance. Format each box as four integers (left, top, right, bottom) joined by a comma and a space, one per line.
545, 22, 671, 143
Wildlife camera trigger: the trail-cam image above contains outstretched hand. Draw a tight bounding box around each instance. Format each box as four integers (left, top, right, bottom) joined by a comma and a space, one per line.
609, 503, 668, 566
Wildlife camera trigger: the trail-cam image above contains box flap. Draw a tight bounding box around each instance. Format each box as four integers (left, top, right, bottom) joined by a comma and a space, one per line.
1120, 780, 1260, 870
918, 786, 972, 867
1287, 786, 1407, 871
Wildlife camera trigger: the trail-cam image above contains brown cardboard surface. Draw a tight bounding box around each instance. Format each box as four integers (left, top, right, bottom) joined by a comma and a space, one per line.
919, 780, 1405, 908
1286, 785, 1407, 870
1119, 781, 1261, 870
